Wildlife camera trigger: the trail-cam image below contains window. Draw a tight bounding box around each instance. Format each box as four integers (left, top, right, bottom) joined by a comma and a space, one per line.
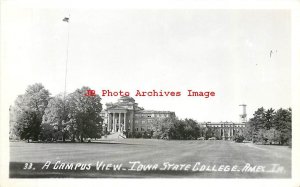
141, 127, 144, 131
136, 128, 139, 131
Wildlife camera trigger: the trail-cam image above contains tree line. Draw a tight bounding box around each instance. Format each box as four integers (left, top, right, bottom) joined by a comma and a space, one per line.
10, 83, 103, 142
9, 83, 292, 146
126, 117, 228, 140
243, 107, 292, 145
125, 108, 292, 146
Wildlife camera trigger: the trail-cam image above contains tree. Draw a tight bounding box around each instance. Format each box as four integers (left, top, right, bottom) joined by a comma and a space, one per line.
265, 128, 281, 144
168, 119, 185, 140
66, 87, 103, 142
11, 83, 50, 142
205, 126, 215, 139
150, 116, 176, 139
199, 126, 206, 138
9, 106, 19, 140
242, 123, 252, 141
41, 94, 70, 141
247, 107, 292, 145
264, 108, 275, 130
39, 123, 55, 141
184, 118, 200, 139
257, 129, 268, 144
168, 118, 200, 140
248, 107, 266, 143
273, 108, 292, 145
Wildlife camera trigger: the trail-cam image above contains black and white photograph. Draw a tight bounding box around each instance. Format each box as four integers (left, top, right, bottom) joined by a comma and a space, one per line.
1, 0, 300, 186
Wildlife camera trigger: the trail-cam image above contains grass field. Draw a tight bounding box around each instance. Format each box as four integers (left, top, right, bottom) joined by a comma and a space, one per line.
9, 139, 291, 178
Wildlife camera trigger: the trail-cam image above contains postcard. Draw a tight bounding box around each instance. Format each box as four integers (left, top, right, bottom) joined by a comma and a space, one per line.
1, 0, 300, 187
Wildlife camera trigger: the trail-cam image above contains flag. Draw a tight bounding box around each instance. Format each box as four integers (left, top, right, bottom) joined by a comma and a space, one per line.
63, 17, 69, 22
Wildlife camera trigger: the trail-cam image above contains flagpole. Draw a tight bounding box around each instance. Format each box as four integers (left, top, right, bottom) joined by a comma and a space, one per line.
63, 14, 70, 100
62, 15, 70, 141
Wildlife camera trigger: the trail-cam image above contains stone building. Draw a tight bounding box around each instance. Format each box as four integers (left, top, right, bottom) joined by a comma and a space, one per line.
200, 122, 246, 140
100, 96, 175, 134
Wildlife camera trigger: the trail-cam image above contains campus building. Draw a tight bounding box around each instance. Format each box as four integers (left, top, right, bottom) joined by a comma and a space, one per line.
200, 122, 246, 140
100, 96, 175, 134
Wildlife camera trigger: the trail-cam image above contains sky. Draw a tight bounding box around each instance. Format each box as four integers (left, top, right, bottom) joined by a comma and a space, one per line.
2, 8, 291, 122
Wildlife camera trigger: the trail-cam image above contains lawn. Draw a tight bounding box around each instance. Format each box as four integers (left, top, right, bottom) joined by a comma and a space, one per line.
9, 139, 291, 178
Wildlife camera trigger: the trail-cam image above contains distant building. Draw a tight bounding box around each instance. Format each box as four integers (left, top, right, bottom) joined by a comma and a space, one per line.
100, 96, 175, 134
200, 122, 246, 140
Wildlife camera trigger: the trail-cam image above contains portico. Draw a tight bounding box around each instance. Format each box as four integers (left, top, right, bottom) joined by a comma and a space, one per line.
107, 111, 127, 132
221, 125, 235, 140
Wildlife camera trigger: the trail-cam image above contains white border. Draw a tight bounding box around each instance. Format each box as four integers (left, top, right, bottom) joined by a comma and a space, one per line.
1, 0, 300, 187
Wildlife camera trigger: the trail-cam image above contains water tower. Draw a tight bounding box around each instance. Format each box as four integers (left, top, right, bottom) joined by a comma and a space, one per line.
239, 104, 247, 123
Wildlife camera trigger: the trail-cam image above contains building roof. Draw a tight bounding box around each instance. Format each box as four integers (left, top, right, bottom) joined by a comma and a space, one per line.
201, 122, 245, 125
118, 96, 135, 103
104, 97, 175, 114
136, 110, 175, 114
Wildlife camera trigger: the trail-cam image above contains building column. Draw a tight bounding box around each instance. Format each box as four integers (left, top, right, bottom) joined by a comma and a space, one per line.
228, 128, 230, 138
107, 113, 110, 132
121, 113, 124, 132
124, 112, 126, 132
130, 112, 133, 133
109, 113, 112, 132
113, 113, 115, 132
118, 113, 121, 132
228, 127, 230, 137
222, 128, 225, 140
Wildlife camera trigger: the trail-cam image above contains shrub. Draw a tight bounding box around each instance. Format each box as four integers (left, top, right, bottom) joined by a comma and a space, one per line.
234, 135, 245, 143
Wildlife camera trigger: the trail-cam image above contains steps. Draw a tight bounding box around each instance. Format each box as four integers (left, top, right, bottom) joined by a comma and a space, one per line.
103, 131, 126, 140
